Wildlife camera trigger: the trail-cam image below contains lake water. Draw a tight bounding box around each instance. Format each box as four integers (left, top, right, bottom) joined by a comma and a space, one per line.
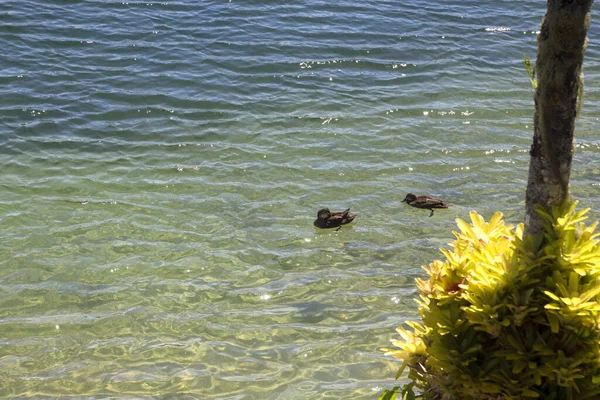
1, 1, 600, 398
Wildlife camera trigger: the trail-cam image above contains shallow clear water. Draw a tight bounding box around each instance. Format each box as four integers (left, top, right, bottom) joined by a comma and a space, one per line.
1, 0, 600, 398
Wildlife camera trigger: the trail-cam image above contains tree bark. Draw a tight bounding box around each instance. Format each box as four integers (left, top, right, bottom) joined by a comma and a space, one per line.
524, 0, 594, 236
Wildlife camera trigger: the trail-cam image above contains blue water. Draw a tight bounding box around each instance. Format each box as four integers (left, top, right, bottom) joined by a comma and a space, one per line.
1, 1, 600, 398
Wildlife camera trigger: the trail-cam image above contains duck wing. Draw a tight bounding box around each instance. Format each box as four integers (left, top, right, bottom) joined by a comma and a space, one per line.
414, 197, 449, 209
325, 208, 348, 218
325, 209, 357, 227
326, 208, 349, 222
427, 198, 447, 208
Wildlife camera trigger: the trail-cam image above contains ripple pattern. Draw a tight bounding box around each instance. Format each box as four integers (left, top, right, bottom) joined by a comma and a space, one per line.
1, 0, 600, 398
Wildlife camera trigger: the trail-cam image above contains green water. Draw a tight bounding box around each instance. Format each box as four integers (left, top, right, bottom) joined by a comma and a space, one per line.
2, 0, 600, 398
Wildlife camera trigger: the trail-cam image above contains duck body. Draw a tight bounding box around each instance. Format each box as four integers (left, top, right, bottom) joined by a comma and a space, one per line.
402, 193, 450, 217
313, 208, 358, 229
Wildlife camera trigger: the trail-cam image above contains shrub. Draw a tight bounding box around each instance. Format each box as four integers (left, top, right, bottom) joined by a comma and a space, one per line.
384, 202, 600, 400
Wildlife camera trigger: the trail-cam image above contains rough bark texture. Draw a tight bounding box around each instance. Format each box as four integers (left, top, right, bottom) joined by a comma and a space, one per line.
524, 0, 593, 236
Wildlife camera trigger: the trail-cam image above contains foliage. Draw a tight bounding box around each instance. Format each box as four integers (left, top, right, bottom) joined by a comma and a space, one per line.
378, 383, 419, 400
383, 202, 600, 399
523, 54, 537, 90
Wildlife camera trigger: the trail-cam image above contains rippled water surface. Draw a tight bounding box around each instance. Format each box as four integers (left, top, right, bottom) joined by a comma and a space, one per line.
1, 0, 600, 398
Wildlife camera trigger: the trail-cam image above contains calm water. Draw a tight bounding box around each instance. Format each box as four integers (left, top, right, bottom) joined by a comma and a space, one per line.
1, 1, 600, 398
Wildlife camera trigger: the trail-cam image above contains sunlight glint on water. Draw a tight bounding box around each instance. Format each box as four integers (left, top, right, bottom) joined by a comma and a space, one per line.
1, 0, 600, 398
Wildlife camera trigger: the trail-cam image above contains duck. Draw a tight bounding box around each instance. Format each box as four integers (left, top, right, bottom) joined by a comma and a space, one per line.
313, 208, 358, 229
402, 193, 450, 217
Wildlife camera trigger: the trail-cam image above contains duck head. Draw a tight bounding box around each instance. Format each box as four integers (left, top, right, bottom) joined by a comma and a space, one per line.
402, 193, 417, 203
316, 208, 331, 220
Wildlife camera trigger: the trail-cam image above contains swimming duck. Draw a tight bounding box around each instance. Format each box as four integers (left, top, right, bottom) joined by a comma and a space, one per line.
402, 193, 450, 217
313, 208, 358, 229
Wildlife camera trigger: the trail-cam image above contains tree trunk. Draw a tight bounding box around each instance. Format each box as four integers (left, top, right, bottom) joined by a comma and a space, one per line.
524, 0, 594, 236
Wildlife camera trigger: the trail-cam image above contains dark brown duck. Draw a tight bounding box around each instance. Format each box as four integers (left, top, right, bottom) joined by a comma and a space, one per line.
402, 193, 450, 217
313, 208, 358, 229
